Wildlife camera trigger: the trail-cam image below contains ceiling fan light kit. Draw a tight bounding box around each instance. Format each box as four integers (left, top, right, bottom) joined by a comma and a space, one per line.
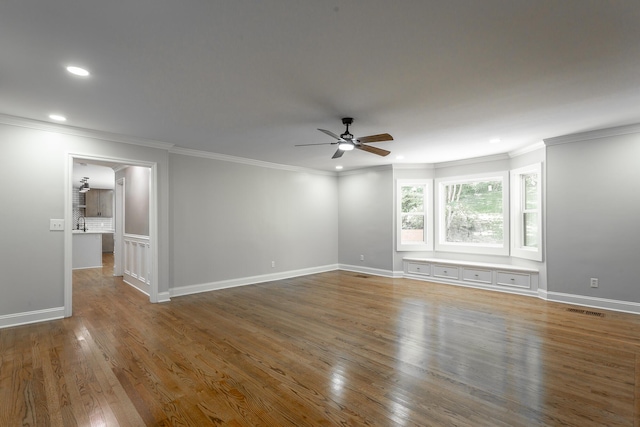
295, 117, 393, 159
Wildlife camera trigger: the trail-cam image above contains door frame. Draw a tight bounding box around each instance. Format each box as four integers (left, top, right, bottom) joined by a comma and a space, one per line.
114, 176, 125, 277
65, 154, 159, 317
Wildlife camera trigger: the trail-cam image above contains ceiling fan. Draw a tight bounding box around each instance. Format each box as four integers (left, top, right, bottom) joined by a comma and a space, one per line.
296, 117, 393, 159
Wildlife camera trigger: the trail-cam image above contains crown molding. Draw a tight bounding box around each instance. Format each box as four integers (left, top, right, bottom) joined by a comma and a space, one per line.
392, 163, 436, 170
0, 113, 175, 150
434, 153, 509, 169
544, 123, 640, 146
508, 141, 545, 158
168, 146, 336, 176
337, 164, 393, 176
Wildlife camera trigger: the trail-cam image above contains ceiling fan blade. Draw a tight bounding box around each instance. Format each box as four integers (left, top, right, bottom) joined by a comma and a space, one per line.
357, 133, 394, 144
332, 148, 345, 159
356, 144, 391, 157
294, 142, 337, 146
318, 128, 342, 140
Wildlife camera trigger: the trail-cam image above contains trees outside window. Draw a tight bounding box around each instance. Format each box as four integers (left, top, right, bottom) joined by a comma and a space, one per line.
511, 164, 542, 261
397, 180, 433, 251
436, 172, 509, 256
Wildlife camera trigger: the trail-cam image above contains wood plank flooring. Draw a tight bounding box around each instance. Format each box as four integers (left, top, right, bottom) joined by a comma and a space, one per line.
2, 256, 640, 426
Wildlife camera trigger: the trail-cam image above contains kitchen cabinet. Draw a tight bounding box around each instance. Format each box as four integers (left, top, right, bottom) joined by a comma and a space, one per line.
86, 189, 113, 217
73, 233, 102, 269
102, 233, 114, 253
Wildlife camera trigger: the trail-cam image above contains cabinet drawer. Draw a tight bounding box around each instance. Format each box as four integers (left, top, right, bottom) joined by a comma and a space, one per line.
497, 271, 531, 288
433, 265, 459, 279
462, 268, 492, 284
407, 262, 430, 275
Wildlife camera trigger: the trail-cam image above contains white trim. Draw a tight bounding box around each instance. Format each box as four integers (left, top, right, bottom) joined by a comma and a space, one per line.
338, 264, 397, 278
392, 163, 435, 171
510, 163, 543, 261
170, 264, 339, 297
114, 178, 125, 277
544, 123, 640, 146
435, 170, 510, 256
156, 292, 171, 303
540, 291, 640, 315
169, 146, 336, 176
337, 164, 392, 176
0, 307, 65, 329
508, 141, 545, 158
66, 154, 160, 316
0, 113, 174, 150
434, 153, 509, 169
396, 179, 434, 252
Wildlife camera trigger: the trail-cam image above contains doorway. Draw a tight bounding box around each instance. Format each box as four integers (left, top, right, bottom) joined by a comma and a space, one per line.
65, 154, 159, 317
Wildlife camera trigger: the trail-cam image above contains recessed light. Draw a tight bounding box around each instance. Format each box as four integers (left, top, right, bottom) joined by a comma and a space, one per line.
335, 165, 343, 170
49, 114, 67, 122
489, 138, 501, 144
395, 155, 405, 160
66, 66, 90, 77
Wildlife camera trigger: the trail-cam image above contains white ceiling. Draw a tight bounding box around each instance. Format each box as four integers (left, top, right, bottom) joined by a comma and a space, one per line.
2, 1, 640, 171
72, 162, 116, 189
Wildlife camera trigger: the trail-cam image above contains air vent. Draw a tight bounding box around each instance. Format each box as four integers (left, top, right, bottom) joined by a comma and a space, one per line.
355, 274, 370, 279
567, 308, 605, 317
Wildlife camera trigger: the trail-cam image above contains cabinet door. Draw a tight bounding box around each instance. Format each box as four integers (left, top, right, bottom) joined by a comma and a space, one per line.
85, 190, 100, 217
100, 190, 113, 218
85, 189, 113, 217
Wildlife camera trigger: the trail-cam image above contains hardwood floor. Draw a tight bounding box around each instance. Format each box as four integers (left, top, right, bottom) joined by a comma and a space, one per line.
2, 257, 640, 426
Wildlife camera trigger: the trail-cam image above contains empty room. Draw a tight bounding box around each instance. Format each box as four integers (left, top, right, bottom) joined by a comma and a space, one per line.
1, 1, 640, 426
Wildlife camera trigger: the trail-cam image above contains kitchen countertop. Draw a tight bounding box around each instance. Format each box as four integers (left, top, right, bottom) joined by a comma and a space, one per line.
72, 229, 115, 234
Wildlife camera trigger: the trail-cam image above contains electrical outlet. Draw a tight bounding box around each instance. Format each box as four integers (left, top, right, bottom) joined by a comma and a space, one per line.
49, 219, 64, 231
360, 254, 365, 261
590, 278, 599, 288
271, 261, 275, 268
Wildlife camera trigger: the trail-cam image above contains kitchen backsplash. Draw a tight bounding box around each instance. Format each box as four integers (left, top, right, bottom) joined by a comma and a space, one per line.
73, 188, 114, 232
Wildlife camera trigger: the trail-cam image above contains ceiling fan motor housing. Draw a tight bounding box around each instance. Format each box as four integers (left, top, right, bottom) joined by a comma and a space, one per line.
341, 117, 354, 139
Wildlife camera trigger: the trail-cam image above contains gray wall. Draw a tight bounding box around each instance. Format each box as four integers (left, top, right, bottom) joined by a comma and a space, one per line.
338, 166, 394, 272
169, 153, 338, 288
123, 166, 150, 236
0, 122, 170, 317
546, 133, 640, 301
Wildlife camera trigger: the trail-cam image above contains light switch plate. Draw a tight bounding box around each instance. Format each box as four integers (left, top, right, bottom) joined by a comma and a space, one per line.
50, 219, 64, 231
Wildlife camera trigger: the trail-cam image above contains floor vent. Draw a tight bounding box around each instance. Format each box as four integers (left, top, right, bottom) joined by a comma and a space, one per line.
567, 308, 605, 317
355, 274, 370, 279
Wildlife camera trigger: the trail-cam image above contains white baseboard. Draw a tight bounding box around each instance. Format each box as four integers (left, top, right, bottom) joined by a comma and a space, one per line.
0, 307, 65, 330
170, 264, 339, 297
540, 290, 640, 315
156, 291, 171, 303
123, 277, 150, 296
338, 264, 396, 278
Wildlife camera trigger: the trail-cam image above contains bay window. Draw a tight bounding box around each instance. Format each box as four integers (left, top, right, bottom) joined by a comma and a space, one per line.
396, 179, 433, 251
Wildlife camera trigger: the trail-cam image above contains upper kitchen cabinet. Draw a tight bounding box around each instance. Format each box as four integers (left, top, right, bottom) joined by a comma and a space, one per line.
86, 189, 113, 217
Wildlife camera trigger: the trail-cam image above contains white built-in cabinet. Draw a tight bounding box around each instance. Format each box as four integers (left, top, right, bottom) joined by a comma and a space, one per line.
404, 257, 539, 296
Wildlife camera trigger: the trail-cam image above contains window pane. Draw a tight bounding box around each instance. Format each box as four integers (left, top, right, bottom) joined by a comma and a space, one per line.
401, 186, 424, 213
402, 214, 424, 242
523, 174, 538, 210
523, 212, 538, 248
444, 180, 503, 244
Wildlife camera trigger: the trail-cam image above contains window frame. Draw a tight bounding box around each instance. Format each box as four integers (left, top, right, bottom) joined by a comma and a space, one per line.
396, 179, 433, 252
435, 171, 510, 256
510, 163, 543, 261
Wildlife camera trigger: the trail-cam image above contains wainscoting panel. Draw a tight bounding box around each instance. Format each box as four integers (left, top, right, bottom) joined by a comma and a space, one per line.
123, 234, 151, 295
